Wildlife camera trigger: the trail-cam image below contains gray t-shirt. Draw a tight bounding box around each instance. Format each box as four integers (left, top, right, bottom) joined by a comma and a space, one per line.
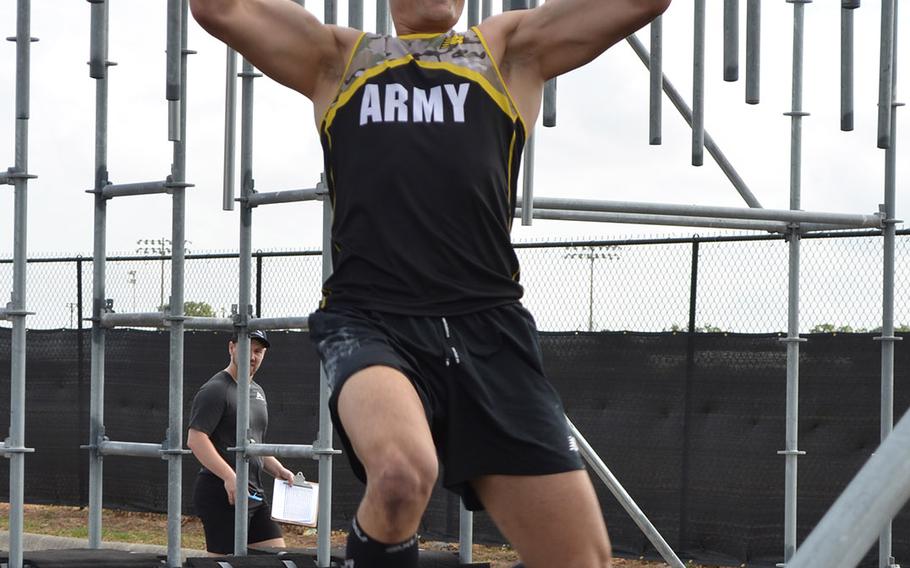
188, 370, 270, 492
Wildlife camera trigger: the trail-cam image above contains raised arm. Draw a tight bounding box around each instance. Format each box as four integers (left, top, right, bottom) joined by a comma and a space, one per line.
479, 0, 670, 124
189, 0, 361, 113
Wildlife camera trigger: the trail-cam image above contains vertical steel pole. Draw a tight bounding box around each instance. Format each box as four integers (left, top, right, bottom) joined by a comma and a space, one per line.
349, 0, 363, 29
650, 15, 663, 144
510, 0, 531, 224
780, 1, 810, 564
166, 0, 182, 141
317, 178, 335, 568
692, 0, 706, 166
877, 0, 894, 148
325, 0, 337, 26
376, 0, 389, 34
723, 0, 739, 82
233, 56, 258, 556
745, 0, 760, 104
316, 4, 337, 564
223, 47, 237, 211
459, 500, 474, 564
877, 4, 900, 567
165, 2, 190, 565
7, 2, 33, 567
88, 0, 110, 550
468, 0, 479, 27
482, 0, 491, 20
840, 1, 859, 131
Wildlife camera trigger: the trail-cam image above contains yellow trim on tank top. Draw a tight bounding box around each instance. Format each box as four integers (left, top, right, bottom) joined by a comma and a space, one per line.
398, 32, 445, 39
506, 129, 516, 208
322, 57, 518, 136
319, 31, 368, 133
471, 26, 527, 137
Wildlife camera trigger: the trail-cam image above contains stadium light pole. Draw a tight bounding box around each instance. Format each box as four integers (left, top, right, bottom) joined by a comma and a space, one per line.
136, 238, 190, 310
564, 246, 619, 331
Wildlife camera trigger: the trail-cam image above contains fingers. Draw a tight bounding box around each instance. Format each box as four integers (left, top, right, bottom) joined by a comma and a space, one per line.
224, 480, 237, 505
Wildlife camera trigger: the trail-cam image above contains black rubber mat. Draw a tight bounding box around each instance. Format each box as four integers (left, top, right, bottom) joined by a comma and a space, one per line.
185, 548, 492, 567
0, 548, 164, 567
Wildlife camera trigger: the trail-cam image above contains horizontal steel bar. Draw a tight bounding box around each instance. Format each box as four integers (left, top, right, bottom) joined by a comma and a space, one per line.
249, 316, 310, 331
517, 208, 866, 234
0, 443, 35, 456
517, 207, 790, 232
101, 180, 169, 198
238, 443, 319, 459
184, 317, 235, 331
98, 441, 163, 458
246, 187, 323, 207
100, 312, 167, 328
101, 313, 309, 332
522, 195, 883, 228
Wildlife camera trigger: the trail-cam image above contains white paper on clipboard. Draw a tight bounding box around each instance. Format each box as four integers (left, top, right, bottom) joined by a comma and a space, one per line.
270, 473, 319, 527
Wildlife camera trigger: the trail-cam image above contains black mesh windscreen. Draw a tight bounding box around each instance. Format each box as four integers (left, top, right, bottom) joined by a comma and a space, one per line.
0, 328, 907, 567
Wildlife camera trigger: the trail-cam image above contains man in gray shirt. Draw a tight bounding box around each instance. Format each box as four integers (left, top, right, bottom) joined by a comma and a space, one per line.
187, 330, 295, 554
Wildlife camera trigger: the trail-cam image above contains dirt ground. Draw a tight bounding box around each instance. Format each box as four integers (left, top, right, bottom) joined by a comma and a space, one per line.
0, 503, 701, 568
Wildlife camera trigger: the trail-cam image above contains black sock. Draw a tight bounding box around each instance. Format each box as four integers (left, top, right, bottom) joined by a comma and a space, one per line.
344, 516, 418, 567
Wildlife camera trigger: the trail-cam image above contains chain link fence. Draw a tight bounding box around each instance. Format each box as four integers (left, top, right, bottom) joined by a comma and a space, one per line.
2, 230, 907, 333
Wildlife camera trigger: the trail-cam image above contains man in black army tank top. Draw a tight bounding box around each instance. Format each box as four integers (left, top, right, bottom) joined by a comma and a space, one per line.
190, 0, 671, 565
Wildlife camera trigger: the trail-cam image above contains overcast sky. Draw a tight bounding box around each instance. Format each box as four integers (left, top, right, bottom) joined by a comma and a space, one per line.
0, 0, 907, 257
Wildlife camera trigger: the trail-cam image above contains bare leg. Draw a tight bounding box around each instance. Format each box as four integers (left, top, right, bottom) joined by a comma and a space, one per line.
473, 470, 612, 568
337, 365, 439, 542
250, 537, 286, 548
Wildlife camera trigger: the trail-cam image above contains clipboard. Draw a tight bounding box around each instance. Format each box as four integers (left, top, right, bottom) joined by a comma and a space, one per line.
271, 472, 319, 527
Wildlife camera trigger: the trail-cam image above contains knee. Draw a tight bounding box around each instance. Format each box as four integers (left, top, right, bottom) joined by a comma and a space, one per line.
368, 450, 438, 516
567, 536, 611, 568
589, 539, 612, 568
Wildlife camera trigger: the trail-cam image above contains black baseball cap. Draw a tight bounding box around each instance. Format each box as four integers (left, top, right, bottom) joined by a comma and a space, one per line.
230, 329, 270, 348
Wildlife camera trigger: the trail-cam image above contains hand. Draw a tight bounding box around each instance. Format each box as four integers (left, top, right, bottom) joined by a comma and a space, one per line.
224, 476, 238, 506
277, 467, 295, 485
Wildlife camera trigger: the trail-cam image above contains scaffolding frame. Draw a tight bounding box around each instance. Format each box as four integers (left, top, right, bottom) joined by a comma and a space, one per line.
0, 1, 904, 568
0, 3, 37, 568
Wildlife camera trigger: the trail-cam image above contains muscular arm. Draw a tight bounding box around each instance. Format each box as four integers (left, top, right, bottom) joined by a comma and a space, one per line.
479, 0, 670, 124
187, 427, 239, 504
189, 0, 361, 118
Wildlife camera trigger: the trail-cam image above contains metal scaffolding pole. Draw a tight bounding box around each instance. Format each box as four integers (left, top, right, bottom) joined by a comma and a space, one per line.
877, 0, 894, 148
317, 181, 335, 567
650, 15, 663, 145
780, 0, 810, 564
233, 54, 258, 555
567, 417, 685, 568
164, 1, 191, 565
87, 0, 110, 550
223, 46, 237, 211
841, 0, 859, 131
723, 0, 739, 82
692, 0, 706, 166
525, 195, 880, 227
787, 408, 910, 568
3, 2, 37, 567
877, 3, 900, 567
746, 0, 760, 104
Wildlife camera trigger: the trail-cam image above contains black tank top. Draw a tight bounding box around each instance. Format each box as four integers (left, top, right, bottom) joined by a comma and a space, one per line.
319, 28, 527, 315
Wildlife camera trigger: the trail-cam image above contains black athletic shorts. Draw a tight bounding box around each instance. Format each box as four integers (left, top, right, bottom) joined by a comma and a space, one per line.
308, 302, 584, 511
192, 472, 283, 554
